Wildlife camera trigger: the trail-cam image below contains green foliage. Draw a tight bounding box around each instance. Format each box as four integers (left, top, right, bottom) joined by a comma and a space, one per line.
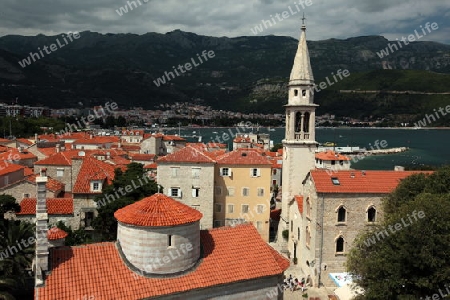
282, 230, 289, 240
347, 166, 450, 299
270, 143, 283, 152
92, 163, 158, 241
0, 117, 66, 139
0, 195, 20, 221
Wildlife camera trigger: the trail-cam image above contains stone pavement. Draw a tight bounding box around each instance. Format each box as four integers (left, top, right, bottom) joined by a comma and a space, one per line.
269, 242, 338, 300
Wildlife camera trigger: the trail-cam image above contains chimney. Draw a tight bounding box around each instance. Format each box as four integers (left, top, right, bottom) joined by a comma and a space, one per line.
35, 133, 39, 144
56, 144, 61, 153
18, 146, 24, 153
106, 151, 111, 160
35, 168, 49, 287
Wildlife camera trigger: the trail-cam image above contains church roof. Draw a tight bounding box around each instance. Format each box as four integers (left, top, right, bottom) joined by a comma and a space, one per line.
289, 23, 314, 85
114, 193, 203, 227
35, 224, 289, 300
310, 170, 431, 194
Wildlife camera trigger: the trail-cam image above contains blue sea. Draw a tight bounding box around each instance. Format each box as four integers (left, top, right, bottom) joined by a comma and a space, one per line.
160, 127, 450, 170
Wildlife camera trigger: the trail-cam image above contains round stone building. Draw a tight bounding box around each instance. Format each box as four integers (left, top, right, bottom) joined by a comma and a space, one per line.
114, 193, 203, 275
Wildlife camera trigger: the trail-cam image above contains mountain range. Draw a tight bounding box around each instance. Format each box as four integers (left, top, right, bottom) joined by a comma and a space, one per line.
0, 29, 449, 116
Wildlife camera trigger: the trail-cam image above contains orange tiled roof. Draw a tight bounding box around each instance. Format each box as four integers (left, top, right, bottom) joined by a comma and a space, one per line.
114, 193, 203, 227
16, 138, 34, 145
0, 164, 24, 177
35, 224, 289, 300
295, 195, 303, 214
216, 148, 272, 165
143, 163, 157, 169
73, 157, 116, 194
0, 149, 37, 160
47, 227, 68, 240
35, 152, 72, 166
157, 146, 216, 164
23, 167, 34, 176
315, 150, 351, 161
72, 136, 117, 145
162, 135, 186, 141
17, 198, 73, 215
129, 153, 155, 161
25, 174, 65, 192
311, 170, 431, 194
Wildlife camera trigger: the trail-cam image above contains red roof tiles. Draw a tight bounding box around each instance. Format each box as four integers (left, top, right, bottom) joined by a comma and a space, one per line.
47, 227, 68, 240
73, 157, 116, 194
157, 146, 216, 164
35, 224, 289, 300
0, 164, 24, 177
35, 152, 72, 166
26, 174, 65, 192
17, 198, 73, 215
311, 170, 431, 194
216, 148, 272, 165
315, 150, 351, 161
129, 153, 155, 161
295, 195, 303, 214
114, 193, 203, 227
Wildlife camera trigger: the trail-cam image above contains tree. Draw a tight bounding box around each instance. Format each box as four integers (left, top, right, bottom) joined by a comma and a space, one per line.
347, 167, 450, 299
0, 276, 17, 300
54, 221, 90, 246
270, 143, 283, 152
0, 195, 20, 222
92, 163, 158, 241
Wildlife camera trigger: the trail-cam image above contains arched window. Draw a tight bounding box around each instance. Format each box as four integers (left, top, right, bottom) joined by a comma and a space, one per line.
337, 206, 346, 222
295, 112, 302, 132
302, 89, 306, 97
294, 89, 299, 96
336, 236, 344, 253
303, 112, 310, 133
367, 206, 377, 222
306, 226, 311, 247
297, 227, 300, 240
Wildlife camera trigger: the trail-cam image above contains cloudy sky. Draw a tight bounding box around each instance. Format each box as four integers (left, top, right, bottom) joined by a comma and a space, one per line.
1, 0, 449, 44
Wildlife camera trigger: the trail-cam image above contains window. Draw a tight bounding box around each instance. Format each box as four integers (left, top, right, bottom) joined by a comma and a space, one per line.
297, 227, 300, 240
215, 204, 222, 213
306, 197, 311, 218
331, 177, 340, 185
250, 168, 261, 177
256, 221, 263, 230
273, 169, 277, 175
291, 220, 293, 231
336, 236, 344, 253
339, 160, 344, 166
170, 167, 179, 178
306, 226, 311, 247
170, 188, 181, 198
214, 220, 222, 227
192, 187, 200, 198
56, 168, 64, 177
368, 207, 377, 222
220, 167, 231, 176
337, 206, 346, 222
85, 212, 94, 228
168, 235, 173, 247
257, 204, 265, 214
302, 89, 306, 97
227, 187, 235, 196
257, 188, 264, 197
242, 205, 249, 214
331, 160, 336, 165
242, 187, 250, 197
227, 204, 234, 213
23, 193, 30, 198
215, 186, 222, 196
92, 182, 100, 191
294, 89, 298, 96
191, 168, 200, 179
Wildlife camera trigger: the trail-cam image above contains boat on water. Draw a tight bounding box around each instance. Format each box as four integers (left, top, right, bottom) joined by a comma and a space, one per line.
322, 142, 336, 147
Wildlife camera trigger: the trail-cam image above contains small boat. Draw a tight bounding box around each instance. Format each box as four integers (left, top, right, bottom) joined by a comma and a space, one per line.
322, 142, 336, 147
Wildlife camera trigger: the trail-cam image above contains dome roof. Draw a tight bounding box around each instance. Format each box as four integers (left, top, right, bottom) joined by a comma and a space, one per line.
47, 227, 68, 240
114, 193, 203, 227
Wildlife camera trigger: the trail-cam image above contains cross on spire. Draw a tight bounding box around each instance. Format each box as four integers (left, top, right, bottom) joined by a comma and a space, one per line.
302, 12, 306, 25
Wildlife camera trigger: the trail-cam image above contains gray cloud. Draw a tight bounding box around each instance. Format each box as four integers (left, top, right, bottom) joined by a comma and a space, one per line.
0, 0, 449, 44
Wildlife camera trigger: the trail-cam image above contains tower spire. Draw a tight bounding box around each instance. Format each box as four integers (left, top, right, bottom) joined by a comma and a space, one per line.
290, 14, 314, 85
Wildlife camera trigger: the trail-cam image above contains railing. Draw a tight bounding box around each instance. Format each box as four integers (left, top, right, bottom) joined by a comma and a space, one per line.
294, 132, 310, 140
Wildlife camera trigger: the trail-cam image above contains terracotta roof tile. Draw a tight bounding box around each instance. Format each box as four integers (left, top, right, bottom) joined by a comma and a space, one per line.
73, 157, 116, 194
47, 227, 68, 240
25, 174, 65, 192
17, 198, 73, 215
0, 164, 24, 177
35, 152, 72, 166
0, 149, 37, 160
35, 224, 289, 299
216, 148, 272, 165
162, 135, 186, 141
311, 170, 432, 194
157, 146, 215, 164
143, 163, 157, 169
129, 153, 155, 161
315, 150, 351, 161
16, 138, 34, 145
114, 193, 203, 227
